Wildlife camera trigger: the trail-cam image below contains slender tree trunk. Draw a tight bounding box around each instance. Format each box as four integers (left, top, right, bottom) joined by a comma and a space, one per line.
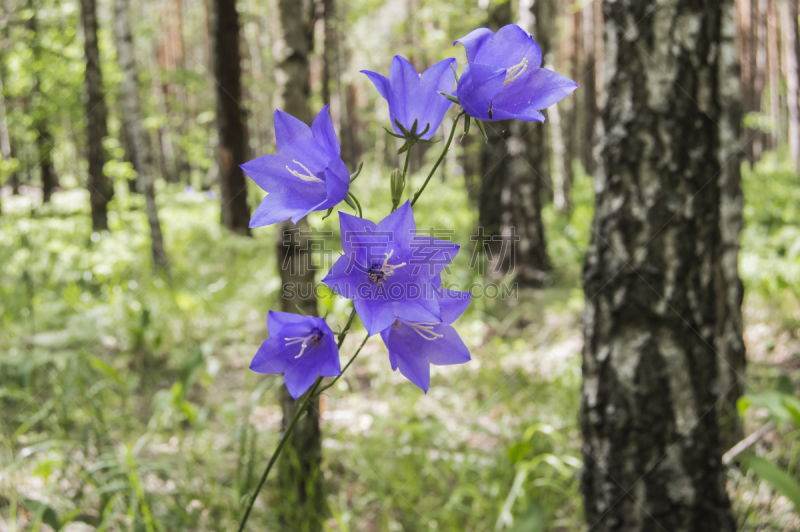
80, 0, 112, 230
0, 0, 17, 205
767, 0, 780, 149
754, 0, 767, 159
150, 53, 177, 183
114, 0, 169, 268
274, 0, 324, 528
582, 0, 597, 175
581, 1, 742, 530
737, 0, 756, 163
781, 0, 799, 170
212, 0, 251, 234
158, 0, 190, 182
27, 0, 57, 203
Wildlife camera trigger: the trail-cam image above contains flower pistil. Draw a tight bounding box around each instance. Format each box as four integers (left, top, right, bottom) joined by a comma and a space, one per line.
285, 328, 324, 359
286, 160, 324, 183
368, 249, 406, 285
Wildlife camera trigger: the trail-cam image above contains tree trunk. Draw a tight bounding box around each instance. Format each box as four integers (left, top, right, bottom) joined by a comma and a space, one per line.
478, 1, 550, 283
582, 0, 597, 174
213, 0, 251, 235
754, 0, 767, 159
27, 1, 58, 203
0, 0, 17, 205
274, 0, 325, 528
80, 0, 113, 230
114, 0, 169, 268
767, 0, 780, 149
781, 0, 799, 170
580, 2, 743, 530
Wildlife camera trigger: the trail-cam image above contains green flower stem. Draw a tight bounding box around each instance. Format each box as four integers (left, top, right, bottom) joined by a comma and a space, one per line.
410, 111, 464, 207
318, 332, 370, 394
393, 146, 413, 213
237, 308, 360, 532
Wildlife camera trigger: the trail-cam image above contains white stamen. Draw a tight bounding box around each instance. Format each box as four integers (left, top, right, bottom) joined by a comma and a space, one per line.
404, 321, 444, 341
286, 160, 324, 183
284, 332, 320, 358
503, 57, 528, 85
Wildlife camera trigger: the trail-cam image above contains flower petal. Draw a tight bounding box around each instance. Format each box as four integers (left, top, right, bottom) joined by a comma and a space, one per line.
250, 337, 294, 374
396, 349, 431, 393
250, 191, 320, 228
492, 67, 578, 121
389, 55, 419, 132
456, 62, 506, 121
423, 324, 471, 366
437, 289, 471, 325
453, 27, 495, 63
473, 24, 542, 70
283, 361, 319, 399
413, 57, 457, 139
311, 105, 340, 159
361, 69, 393, 102
274, 109, 312, 152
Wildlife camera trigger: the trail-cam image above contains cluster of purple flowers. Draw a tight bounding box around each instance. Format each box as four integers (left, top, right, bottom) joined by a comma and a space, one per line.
242, 25, 577, 398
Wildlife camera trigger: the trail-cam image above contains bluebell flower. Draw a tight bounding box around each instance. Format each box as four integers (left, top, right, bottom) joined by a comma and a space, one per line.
362, 56, 457, 140
380, 288, 471, 393
241, 105, 350, 227
322, 201, 459, 336
250, 311, 341, 399
454, 24, 578, 122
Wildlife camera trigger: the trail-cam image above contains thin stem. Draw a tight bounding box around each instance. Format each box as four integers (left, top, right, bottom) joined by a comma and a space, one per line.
410, 111, 463, 207
318, 332, 370, 394
236, 375, 323, 532
393, 146, 413, 212
238, 307, 358, 531
347, 192, 363, 218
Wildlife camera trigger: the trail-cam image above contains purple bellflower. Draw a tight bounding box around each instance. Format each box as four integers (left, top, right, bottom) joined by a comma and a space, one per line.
454, 24, 578, 122
322, 201, 459, 336
380, 288, 471, 393
250, 311, 341, 399
241, 105, 350, 227
362, 56, 457, 140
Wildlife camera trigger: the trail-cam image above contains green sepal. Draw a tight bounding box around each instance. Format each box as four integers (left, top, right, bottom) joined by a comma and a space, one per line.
349, 161, 364, 183
476, 119, 488, 143
438, 90, 460, 105
321, 207, 334, 220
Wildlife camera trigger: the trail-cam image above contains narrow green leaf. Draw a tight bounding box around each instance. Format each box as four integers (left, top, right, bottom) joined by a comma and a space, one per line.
476, 119, 488, 143
742, 452, 800, 509
437, 90, 460, 104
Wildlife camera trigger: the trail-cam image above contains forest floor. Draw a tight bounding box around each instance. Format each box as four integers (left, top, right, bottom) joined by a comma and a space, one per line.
1, 155, 800, 531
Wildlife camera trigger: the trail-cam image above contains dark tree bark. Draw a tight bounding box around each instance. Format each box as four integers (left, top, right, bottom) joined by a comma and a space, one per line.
80, 0, 112, 230
213, 0, 251, 235
27, 0, 58, 203
114, 0, 169, 268
582, 0, 597, 174
580, 1, 743, 530
273, 0, 324, 528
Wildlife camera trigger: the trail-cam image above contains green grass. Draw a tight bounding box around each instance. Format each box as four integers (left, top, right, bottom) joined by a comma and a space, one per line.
1, 151, 799, 531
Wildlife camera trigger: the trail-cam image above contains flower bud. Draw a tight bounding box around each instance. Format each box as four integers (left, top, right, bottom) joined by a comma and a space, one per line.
390, 168, 405, 209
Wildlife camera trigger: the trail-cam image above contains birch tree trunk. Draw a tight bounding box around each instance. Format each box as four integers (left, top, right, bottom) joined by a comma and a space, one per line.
113, 0, 169, 268
274, 0, 325, 527
580, 1, 743, 530
213, 0, 251, 235
80, 0, 113, 230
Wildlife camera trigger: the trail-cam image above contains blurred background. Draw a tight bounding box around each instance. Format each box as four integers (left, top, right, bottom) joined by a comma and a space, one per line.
1, 0, 800, 530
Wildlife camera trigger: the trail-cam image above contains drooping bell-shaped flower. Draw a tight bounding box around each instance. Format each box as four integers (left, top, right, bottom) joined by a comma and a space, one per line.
250, 311, 341, 399
322, 201, 459, 336
362, 56, 457, 140
454, 24, 578, 122
380, 288, 471, 393
241, 105, 350, 227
